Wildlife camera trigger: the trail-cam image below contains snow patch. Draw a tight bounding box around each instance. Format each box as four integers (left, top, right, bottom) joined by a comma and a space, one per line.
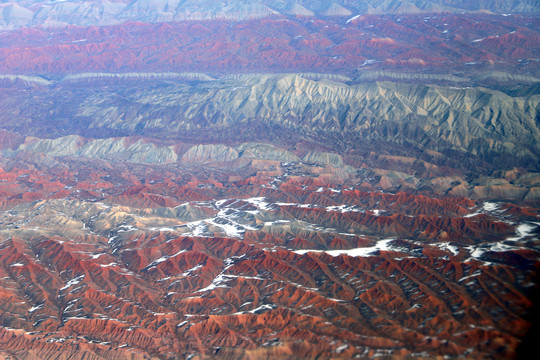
100, 263, 117, 268
28, 304, 43, 313
326, 205, 362, 213
60, 275, 85, 291
184, 221, 210, 237
245, 197, 273, 210
464, 201, 500, 218
196, 274, 231, 293
295, 238, 396, 257
117, 225, 138, 232
465, 222, 538, 263
206, 218, 245, 238
215, 199, 228, 207
248, 304, 274, 313
181, 264, 203, 277
263, 220, 291, 226
459, 271, 482, 282
346, 15, 361, 24
436, 242, 459, 256
146, 249, 187, 269
482, 202, 499, 212
506, 223, 537, 241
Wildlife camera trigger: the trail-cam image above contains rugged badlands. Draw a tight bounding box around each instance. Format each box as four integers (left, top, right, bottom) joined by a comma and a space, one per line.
0, 2, 539, 359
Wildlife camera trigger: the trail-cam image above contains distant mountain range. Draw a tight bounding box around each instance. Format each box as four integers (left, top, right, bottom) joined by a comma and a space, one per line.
0, 0, 538, 29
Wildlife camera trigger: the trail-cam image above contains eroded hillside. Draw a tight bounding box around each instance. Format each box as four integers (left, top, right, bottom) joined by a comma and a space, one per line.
0, 74, 539, 171
0, 145, 538, 359
0, 2, 539, 359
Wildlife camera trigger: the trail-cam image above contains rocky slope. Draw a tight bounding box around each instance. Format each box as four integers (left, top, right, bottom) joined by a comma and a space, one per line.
1, 74, 538, 171
3, 130, 540, 202
0, 148, 538, 359
0, 106, 538, 359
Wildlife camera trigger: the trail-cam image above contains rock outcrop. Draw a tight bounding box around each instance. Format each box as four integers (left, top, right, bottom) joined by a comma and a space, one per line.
181, 144, 239, 163
13, 136, 178, 165
1, 74, 538, 170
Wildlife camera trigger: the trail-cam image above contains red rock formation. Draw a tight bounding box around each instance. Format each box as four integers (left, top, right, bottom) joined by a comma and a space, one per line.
0, 150, 537, 359
0, 14, 537, 75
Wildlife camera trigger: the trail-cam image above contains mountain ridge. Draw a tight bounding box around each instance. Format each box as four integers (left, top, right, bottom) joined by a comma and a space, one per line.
0, 1, 538, 30
1, 14, 538, 77
1, 74, 537, 171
